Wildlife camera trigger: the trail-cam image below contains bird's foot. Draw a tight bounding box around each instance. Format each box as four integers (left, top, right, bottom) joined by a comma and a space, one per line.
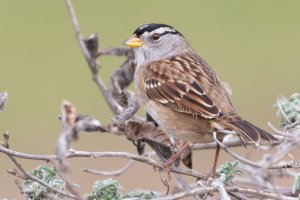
163, 143, 190, 168
206, 170, 216, 179
205, 168, 217, 185
157, 162, 171, 195
161, 170, 171, 194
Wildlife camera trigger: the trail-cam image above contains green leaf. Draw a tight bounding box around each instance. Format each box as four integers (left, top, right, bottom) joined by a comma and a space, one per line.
216, 160, 242, 185
22, 165, 66, 199
123, 190, 159, 199
86, 179, 159, 200
292, 174, 300, 194
88, 178, 122, 200
274, 93, 300, 128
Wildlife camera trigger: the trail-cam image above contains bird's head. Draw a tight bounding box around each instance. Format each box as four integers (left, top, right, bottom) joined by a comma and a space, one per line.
124, 23, 189, 66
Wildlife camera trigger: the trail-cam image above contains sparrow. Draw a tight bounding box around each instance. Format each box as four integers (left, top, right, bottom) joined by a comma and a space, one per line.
124, 23, 278, 176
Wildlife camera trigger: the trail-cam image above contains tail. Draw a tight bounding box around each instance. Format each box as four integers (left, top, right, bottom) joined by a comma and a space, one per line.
224, 118, 279, 146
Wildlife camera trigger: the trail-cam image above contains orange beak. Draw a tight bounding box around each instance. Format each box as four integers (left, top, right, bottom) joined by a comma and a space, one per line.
123, 34, 143, 48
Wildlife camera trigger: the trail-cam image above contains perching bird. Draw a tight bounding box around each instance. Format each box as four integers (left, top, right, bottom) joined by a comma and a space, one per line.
124, 23, 278, 177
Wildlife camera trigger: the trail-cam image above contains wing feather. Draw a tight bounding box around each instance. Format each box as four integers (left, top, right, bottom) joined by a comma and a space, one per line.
226, 119, 279, 144
144, 52, 229, 119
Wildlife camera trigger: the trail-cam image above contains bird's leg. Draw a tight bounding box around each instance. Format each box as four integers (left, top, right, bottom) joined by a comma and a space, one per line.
164, 143, 190, 167
156, 144, 187, 195
207, 138, 223, 179
158, 143, 190, 194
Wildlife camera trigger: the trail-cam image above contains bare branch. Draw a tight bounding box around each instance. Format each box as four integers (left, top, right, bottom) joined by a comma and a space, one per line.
213, 132, 300, 169
193, 134, 281, 150
97, 47, 133, 57
82, 151, 157, 177
235, 187, 298, 200
154, 186, 298, 200
82, 160, 136, 177
0, 90, 8, 112
154, 186, 215, 200
112, 91, 140, 122
0, 145, 207, 180
173, 173, 191, 191
56, 100, 77, 170
55, 100, 83, 199
65, 0, 122, 114
227, 191, 249, 200
211, 174, 230, 200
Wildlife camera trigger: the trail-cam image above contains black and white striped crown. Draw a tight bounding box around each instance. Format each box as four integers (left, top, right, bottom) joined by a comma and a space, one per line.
133, 23, 182, 37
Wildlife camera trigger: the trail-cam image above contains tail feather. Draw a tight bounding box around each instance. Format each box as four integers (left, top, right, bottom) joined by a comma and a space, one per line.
226, 119, 279, 145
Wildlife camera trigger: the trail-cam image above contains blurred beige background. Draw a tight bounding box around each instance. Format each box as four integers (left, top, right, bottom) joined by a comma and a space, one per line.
0, 1, 299, 198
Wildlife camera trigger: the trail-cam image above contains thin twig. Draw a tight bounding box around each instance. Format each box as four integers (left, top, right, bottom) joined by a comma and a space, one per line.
235, 187, 297, 200
211, 174, 230, 200
65, 0, 122, 114
277, 96, 291, 124
55, 100, 83, 199
193, 134, 281, 150
212, 132, 300, 169
0, 90, 8, 112
154, 186, 297, 200
112, 91, 140, 122
97, 47, 132, 57
82, 151, 156, 176
173, 173, 191, 191
268, 122, 290, 136
82, 160, 136, 176
154, 186, 215, 200
193, 136, 244, 150
227, 191, 249, 200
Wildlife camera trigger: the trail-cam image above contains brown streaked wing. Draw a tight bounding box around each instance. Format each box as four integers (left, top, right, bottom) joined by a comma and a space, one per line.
144, 53, 222, 119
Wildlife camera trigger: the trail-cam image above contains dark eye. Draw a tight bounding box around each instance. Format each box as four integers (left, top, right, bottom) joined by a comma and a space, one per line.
151, 33, 160, 41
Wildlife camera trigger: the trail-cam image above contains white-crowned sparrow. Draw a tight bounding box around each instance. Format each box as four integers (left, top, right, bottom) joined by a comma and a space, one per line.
124, 23, 278, 176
